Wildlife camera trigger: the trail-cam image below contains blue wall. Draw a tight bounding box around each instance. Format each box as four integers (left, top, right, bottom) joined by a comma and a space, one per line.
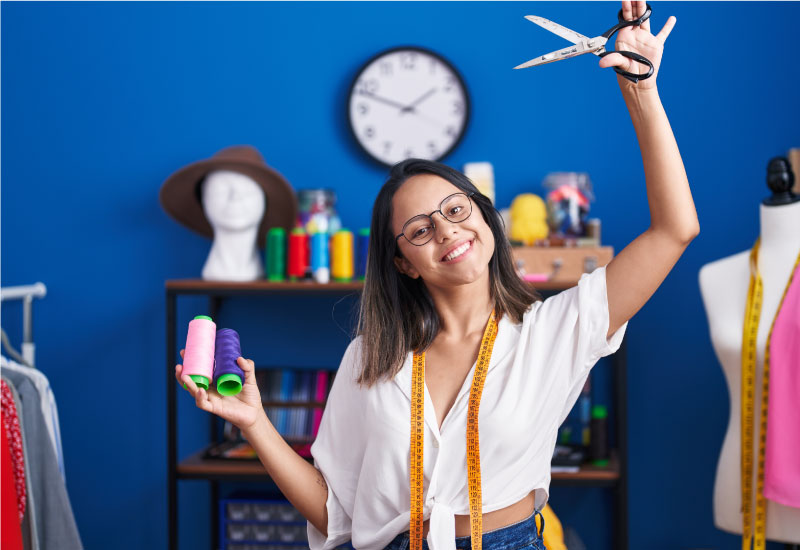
2, 2, 799, 549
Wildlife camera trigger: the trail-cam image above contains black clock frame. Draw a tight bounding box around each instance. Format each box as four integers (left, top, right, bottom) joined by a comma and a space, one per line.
346, 45, 471, 169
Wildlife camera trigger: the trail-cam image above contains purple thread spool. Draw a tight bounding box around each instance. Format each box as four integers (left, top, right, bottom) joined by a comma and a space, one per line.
214, 329, 245, 396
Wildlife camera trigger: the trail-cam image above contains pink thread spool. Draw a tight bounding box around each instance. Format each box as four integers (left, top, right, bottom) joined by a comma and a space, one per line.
182, 315, 216, 390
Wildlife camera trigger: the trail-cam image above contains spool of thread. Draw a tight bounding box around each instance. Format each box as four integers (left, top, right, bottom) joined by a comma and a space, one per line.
266, 227, 286, 282
356, 228, 369, 280
214, 329, 245, 396
311, 232, 329, 284
182, 315, 216, 391
331, 229, 354, 282
287, 228, 308, 281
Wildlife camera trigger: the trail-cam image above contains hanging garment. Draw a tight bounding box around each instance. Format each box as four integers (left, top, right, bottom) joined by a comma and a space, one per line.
2, 379, 27, 520
2, 402, 24, 550
764, 259, 800, 508
2, 369, 83, 549
1, 356, 65, 479
3, 376, 38, 550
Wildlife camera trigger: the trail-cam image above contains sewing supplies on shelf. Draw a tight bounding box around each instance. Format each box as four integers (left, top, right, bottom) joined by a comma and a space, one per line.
287, 228, 309, 281
311, 232, 330, 284
266, 227, 287, 282
330, 229, 354, 282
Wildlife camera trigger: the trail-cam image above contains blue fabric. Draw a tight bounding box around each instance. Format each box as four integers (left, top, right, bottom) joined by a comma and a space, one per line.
383, 509, 546, 550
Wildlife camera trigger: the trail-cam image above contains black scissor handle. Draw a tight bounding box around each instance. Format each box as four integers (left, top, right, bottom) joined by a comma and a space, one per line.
603, 3, 652, 38
600, 2, 655, 83
599, 50, 654, 83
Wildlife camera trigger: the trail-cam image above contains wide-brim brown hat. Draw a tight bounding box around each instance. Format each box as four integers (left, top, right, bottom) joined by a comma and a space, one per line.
159, 145, 297, 249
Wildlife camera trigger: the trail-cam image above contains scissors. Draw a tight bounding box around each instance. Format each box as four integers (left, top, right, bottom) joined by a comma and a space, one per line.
514, 3, 655, 83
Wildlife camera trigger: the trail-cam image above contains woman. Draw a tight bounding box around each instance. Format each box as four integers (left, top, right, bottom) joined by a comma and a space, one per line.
176, 2, 697, 549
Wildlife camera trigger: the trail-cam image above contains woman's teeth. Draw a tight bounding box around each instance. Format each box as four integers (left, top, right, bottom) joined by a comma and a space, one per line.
444, 241, 471, 261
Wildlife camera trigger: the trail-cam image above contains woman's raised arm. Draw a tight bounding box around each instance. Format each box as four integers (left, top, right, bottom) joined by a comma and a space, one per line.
598, 1, 699, 338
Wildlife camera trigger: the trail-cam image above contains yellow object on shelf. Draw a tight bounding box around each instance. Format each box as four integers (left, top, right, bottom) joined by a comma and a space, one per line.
510, 193, 549, 245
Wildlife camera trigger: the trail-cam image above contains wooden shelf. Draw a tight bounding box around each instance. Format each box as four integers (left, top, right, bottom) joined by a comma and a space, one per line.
551, 452, 620, 486
177, 448, 619, 485
166, 279, 363, 294
166, 246, 614, 295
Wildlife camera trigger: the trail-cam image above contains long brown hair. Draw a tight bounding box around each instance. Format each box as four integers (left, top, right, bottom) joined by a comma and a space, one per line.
356, 159, 541, 387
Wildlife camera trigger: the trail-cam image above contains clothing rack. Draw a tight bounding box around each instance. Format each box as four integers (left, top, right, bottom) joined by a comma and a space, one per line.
0, 282, 47, 367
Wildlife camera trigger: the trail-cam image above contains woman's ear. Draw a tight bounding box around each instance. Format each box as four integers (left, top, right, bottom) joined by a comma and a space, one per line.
394, 255, 420, 279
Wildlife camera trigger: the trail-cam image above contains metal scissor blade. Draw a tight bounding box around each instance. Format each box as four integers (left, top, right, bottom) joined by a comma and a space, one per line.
513, 41, 594, 70
524, 15, 591, 45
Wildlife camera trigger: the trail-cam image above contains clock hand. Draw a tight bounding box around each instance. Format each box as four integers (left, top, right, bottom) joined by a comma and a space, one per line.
358, 91, 408, 112
358, 90, 444, 127
401, 88, 437, 114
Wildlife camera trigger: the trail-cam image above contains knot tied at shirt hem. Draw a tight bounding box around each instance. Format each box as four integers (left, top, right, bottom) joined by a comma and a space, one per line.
426, 501, 456, 550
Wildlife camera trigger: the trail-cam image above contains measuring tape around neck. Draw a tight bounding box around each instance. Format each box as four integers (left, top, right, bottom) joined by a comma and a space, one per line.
410, 310, 500, 550
740, 238, 800, 550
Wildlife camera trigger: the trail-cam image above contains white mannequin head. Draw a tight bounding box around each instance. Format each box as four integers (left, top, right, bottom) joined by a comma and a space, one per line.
201, 170, 266, 230
199, 170, 267, 281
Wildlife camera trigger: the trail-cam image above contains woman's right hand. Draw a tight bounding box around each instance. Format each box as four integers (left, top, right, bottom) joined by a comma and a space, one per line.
175, 350, 267, 432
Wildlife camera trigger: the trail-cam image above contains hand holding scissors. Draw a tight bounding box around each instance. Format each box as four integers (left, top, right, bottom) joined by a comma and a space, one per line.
515, 1, 676, 87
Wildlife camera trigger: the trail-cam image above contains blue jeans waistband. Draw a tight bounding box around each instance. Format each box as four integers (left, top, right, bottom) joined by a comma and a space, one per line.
383, 508, 546, 550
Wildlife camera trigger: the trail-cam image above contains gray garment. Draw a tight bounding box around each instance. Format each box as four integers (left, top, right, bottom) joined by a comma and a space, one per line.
2, 370, 83, 549
5, 376, 39, 550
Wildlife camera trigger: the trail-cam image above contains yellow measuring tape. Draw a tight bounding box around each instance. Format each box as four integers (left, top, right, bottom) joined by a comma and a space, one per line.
741, 238, 800, 550
410, 310, 500, 550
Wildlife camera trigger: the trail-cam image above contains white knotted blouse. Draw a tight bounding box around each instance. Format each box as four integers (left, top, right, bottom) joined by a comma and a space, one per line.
307, 266, 628, 550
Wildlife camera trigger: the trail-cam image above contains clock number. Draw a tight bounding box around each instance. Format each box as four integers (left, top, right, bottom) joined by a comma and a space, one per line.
380, 61, 393, 76
404, 148, 414, 158
400, 52, 417, 70
356, 78, 379, 95
383, 141, 392, 154
358, 103, 369, 116
445, 126, 457, 137
452, 101, 464, 115
427, 141, 437, 156
444, 76, 457, 92
365, 126, 376, 140
429, 59, 438, 75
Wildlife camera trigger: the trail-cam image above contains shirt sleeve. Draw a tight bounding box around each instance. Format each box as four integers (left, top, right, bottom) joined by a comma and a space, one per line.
307, 338, 366, 550
531, 265, 628, 425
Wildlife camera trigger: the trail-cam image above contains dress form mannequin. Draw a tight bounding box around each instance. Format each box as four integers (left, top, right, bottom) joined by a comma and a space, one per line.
699, 158, 800, 543
200, 170, 266, 281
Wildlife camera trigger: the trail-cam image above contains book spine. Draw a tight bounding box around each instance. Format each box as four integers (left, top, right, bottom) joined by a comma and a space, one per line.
312, 370, 329, 438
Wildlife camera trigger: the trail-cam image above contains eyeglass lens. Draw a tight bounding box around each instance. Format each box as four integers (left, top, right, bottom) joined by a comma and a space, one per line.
402, 193, 472, 245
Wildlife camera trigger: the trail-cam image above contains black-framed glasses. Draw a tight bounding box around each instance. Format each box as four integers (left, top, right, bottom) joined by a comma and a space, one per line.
395, 192, 475, 246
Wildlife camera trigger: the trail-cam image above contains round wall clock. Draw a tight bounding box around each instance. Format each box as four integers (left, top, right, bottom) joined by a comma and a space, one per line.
347, 46, 470, 167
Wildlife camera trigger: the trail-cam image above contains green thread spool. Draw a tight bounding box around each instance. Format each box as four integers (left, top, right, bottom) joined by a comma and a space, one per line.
266, 227, 287, 281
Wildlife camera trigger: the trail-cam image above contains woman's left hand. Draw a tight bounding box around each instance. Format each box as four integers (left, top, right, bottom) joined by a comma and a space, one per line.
599, 0, 676, 91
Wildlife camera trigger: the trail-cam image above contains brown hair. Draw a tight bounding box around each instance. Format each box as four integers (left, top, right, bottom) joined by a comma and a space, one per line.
356, 159, 541, 387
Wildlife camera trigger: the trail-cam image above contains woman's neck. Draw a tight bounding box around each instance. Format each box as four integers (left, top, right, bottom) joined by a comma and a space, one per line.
425, 272, 494, 340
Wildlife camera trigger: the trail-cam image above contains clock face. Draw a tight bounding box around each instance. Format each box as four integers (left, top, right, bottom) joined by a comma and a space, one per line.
347, 47, 470, 167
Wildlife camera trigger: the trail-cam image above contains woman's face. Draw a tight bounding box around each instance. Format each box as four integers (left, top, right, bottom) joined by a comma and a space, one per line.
391, 174, 495, 289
